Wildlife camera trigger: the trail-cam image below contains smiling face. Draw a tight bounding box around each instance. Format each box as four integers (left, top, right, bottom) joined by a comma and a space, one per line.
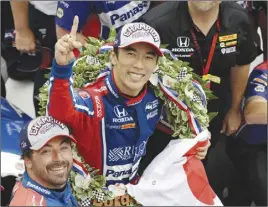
111, 42, 158, 97
25, 136, 73, 189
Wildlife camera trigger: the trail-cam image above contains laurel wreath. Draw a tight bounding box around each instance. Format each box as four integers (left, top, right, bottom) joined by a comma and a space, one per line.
37, 31, 217, 205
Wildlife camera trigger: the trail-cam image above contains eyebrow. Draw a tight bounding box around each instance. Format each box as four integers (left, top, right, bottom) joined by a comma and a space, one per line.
123, 46, 157, 57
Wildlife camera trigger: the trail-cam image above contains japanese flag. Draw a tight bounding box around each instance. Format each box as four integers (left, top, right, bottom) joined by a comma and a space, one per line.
126, 129, 223, 206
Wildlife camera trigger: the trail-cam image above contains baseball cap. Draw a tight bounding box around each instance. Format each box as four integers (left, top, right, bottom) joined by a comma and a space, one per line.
20, 116, 76, 152
114, 22, 163, 56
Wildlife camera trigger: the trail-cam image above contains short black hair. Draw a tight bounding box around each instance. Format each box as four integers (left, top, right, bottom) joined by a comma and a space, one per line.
113, 47, 119, 57
21, 149, 33, 160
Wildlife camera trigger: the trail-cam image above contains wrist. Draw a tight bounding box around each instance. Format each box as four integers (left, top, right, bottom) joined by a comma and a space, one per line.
15, 27, 31, 33
229, 107, 241, 113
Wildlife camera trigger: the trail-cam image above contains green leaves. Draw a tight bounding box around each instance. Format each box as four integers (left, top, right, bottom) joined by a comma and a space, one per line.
70, 146, 114, 203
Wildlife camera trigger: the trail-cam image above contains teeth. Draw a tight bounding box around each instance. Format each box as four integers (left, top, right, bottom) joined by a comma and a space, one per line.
129, 73, 143, 80
50, 167, 64, 172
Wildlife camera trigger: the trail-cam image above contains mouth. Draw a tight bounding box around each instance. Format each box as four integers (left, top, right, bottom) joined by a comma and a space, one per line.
128, 72, 145, 81
49, 166, 66, 174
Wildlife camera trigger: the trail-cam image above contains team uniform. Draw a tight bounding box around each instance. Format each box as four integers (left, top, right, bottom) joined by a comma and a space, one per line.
48, 60, 162, 185
55, 1, 151, 39
9, 172, 77, 206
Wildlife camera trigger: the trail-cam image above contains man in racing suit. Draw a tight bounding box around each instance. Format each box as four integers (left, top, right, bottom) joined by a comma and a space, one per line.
48, 17, 210, 186
9, 116, 77, 206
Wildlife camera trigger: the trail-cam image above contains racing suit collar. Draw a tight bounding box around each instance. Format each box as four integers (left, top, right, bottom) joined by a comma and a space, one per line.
21, 172, 77, 205
104, 70, 147, 106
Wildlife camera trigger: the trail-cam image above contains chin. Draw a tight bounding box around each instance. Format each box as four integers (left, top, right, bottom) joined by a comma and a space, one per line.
194, 2, 217, 12
50, 176, 68, 186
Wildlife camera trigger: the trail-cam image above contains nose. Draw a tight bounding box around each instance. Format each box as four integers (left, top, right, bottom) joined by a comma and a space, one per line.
52, 150, 63, 162
133, 57, 144, 70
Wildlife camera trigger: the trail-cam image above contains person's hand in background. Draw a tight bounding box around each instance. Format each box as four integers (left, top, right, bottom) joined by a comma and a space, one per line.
10, 1, 36, 52
15, 28, 36, 52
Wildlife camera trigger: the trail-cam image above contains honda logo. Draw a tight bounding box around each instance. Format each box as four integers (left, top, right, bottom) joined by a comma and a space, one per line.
177, 36, 190, 47
114, 105, 128, 118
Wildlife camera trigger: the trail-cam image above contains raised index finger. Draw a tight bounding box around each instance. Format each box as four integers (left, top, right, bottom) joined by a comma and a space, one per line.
70, 15, 79, 38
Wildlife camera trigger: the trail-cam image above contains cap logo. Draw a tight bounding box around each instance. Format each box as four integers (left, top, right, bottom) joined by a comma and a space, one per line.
20, 141, 27, 149
123, 23, 159, 42
29, 116, 66, 136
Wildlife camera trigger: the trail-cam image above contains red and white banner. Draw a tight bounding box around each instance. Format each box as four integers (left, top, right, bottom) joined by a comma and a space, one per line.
126, 130, 223, 206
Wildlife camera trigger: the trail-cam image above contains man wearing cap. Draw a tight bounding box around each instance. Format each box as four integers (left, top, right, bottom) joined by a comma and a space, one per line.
9, 116, 78, 206
47, 16, 211, 186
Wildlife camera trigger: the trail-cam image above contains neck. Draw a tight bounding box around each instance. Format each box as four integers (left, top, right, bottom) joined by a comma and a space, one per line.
188, 2, 219, 36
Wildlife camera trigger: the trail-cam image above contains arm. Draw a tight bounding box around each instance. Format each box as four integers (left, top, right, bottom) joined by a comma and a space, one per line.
244, 98, 267, 124
221, 64, 249, 136
55, 1, 93, 45
221, 13, 258, 136
231, 64, 250, 111
10, 1, 35, 51
244, 66, 268, 124
48, 16, 94, 132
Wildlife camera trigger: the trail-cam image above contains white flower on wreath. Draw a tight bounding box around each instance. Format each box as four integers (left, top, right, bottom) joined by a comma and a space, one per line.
108, 183, 126, 197
74, 174, 92, 190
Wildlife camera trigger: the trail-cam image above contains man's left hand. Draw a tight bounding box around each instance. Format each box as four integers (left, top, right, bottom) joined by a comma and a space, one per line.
221, 108, 242, 136
195, 139, 211, 160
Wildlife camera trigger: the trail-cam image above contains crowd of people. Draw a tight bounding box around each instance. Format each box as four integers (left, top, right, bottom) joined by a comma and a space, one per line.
1, 1, 267, 206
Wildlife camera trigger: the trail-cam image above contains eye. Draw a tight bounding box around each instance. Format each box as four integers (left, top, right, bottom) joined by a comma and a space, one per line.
61, 144, 70, 151
145, 55, 154, 60
41, 149, 51, 155
127, 52, 135, 56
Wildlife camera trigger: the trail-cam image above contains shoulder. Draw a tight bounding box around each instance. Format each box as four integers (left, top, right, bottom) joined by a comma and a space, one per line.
84, 75, 108, 97
141, 1, 180, 26
221, 2, 250, 25
9, 182, 46, 206
249, 62, 268, 83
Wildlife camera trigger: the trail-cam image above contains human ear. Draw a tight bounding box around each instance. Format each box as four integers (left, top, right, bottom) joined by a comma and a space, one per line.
24, 158, 33, 169
110, 50, 117, 66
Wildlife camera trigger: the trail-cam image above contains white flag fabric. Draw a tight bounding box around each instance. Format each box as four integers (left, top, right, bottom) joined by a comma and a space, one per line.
126, 130, 223, 206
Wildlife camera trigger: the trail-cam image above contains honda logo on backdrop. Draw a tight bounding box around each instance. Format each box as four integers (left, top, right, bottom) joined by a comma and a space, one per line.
114, 105, 128, 118
177, 36, 190, 47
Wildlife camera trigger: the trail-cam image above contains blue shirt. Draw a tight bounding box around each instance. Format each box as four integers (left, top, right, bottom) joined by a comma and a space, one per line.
10, 172, 78, 206
56, 1, 150, 39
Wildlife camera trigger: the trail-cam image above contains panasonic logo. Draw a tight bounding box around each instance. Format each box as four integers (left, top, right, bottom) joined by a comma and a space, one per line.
26, 182, 51, 195
106, 168, 132, 178
107, 1, 149, 27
